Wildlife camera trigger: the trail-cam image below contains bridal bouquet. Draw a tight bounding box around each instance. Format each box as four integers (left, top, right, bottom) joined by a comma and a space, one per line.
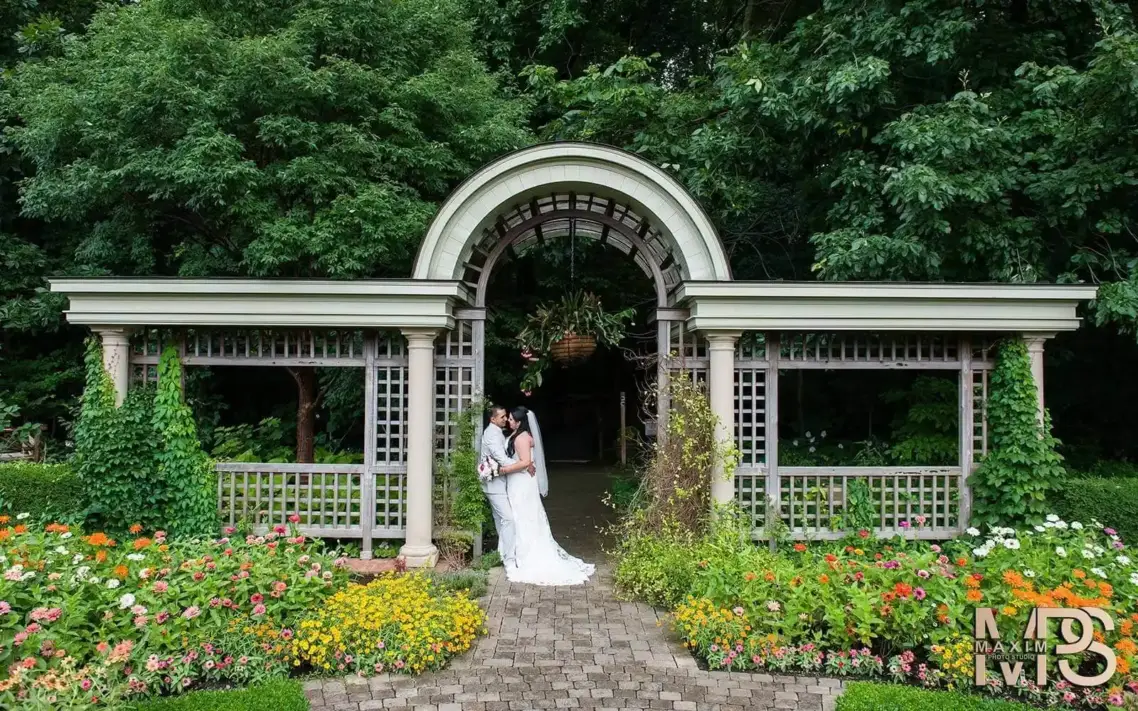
477, 454, 501, 483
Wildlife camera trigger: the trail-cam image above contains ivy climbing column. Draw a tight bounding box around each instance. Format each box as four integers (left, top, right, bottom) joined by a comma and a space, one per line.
94, 327, 133, 405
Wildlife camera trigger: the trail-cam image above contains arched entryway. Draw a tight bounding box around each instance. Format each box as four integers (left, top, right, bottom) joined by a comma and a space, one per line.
412, 142, 735, 556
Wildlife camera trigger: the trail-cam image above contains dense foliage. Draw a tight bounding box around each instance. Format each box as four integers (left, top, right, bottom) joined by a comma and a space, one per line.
836, 683, 1035, 711
131, 680, 310, 711
970, 341, 1065, 527
1052, 475, 1138, 545
0, 462, 82, 523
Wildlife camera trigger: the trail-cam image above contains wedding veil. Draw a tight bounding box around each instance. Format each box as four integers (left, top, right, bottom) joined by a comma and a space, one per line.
527, 410, 549, 497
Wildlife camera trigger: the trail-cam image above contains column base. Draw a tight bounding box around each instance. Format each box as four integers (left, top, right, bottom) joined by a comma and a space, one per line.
399, 543, 439, 569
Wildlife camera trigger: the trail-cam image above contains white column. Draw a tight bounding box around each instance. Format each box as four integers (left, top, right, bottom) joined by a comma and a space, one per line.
706, 331, 740, 509
1022, 333, 1053, 423
400, 328, 439, 568
94, 327, 132, 406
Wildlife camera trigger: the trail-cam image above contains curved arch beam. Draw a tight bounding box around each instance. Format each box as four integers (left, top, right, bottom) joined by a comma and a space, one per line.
474, 210, 669, 307
412, 143, 732, 289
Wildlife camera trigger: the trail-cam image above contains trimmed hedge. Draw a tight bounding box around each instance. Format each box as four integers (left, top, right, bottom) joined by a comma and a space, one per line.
836, 683, 1034, 711
1051, 475, 1138, 543
0, 462, 84, 521
130, 681, 308, 711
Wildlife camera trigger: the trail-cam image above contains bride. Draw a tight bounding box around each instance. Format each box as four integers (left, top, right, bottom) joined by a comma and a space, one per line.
504, 406, 596, 586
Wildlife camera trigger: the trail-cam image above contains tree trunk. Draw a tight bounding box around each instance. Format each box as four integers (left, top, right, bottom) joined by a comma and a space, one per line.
289, 366, 319, 463
742, 0, 757, 40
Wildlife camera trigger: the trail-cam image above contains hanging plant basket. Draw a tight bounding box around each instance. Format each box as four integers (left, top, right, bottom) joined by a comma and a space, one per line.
549, 333, 597, 363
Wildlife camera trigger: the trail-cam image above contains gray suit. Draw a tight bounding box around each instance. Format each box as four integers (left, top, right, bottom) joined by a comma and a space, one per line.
480, 423, 517, 565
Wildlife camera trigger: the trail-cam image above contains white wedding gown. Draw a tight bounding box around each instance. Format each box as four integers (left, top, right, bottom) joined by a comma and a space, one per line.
505, 412, 595, 586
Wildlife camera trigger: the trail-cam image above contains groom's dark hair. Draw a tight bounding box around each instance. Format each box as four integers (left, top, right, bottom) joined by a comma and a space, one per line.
487, 405, 507, 417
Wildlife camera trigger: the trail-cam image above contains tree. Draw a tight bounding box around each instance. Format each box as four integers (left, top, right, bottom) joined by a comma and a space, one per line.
7, 0, 531, 459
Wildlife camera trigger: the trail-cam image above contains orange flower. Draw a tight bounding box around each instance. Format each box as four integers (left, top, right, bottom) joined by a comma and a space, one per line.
45, 523, 69, 533
963, 576, 981, 589
1116, 639, 1137, 656
793, 543, 807, 552
824, 554, 837, 563
113, 565, 129, 580
1002, 571, 1025, 588
936, 604, 950, 624
129, 523, 143, 534
1099, 582, 1114, 599
744, 571, 756, 582
791, 576, 803, 587
85, 532, 115, 547
0, 528, 9, 542
95, 550, 108, 563
1120, 620, 1132, 636
764, 571, 776, 582
956, 557, 968, 567
894, 582, 913, 599
1073, 569, 1086, 579
818, 574, 830, 584
882, 591, 897, 603
1118, 657, 1131, 675
133, 538, 152, 551
966, 590, 983, 603
12, 525, 26, 535
158, 544, 168, 553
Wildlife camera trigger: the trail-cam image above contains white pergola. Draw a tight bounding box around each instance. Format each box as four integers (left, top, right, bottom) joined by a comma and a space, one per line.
51, 142, 1098, 564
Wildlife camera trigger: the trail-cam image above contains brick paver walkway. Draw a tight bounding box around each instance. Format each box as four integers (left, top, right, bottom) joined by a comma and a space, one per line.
303, 566, 843, 710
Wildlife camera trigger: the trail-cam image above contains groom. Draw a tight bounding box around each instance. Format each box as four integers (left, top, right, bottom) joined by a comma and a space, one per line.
480, 405, 534, 567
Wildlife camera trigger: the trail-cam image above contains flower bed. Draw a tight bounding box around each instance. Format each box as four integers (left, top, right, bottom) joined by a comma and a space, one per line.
0, 516, 488, 709
667, 518, 1138, 708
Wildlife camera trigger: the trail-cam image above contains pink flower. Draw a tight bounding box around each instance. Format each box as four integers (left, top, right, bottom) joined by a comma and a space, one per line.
522, 390, 532, 397
223, 526, 236, 535
1108, 692, 1124, 706
152, 581, 168, 594
134, 616, 148, 627
209, 598, 221, 608
80, 679, 93, 691
0, 601, 9, 615
252, 604, 267, 616
273, 581, 287, 593
914, 587, 926, 601
733, 607, 745, 617
930, 544, 941, 553
281, 629, 293, 640
915, 515, 927, 526
288, 514, 301, 524
192, 572, 205, 582
899, 520, 911, 529
273, 525, 287, 535
916, 569, 931, 579
182, 606, 201, 620
156, 612, 170, 624
250, 593, 264, 604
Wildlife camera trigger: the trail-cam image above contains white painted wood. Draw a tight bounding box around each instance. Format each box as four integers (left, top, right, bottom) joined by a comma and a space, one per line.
676, 282, 1097, 332
400, 328, 439, 568
50, 279, 469, 330
707, 332, 739, 508
93, 327, 132, 405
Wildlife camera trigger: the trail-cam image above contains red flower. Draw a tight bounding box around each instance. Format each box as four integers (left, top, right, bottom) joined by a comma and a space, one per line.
250, 593, 264, 605
858, 529, 870, 539
793, 543, 807, 553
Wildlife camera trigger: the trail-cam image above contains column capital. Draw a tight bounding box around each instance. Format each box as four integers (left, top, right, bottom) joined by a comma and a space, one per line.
401, 328, 439, 347
1021, 332, 1056, 351
702, 330, 742, 349
91, 326, 135, 344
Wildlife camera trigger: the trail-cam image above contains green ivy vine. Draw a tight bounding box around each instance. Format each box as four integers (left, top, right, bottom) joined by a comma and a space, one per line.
970, 340, 1064, 528
152, 347, 217, 537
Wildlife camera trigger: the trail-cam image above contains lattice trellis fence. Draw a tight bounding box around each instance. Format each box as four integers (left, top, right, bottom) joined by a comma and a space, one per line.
660, 325, 997, 540
131, 322, 479, 558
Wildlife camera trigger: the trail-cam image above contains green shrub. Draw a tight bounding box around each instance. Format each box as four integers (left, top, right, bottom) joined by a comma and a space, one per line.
836, 683, 1034, 711
1051, 474, 1138, 543
611, 527, 706, 608
130, 680, 309, 711
0, 462, 84, 522
428, 568, 490, 598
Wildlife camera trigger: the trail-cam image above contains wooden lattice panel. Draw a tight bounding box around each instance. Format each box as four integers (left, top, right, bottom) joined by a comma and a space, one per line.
216, 464, 366, 534
374, 348, 408, 465
778, 333, 961, 368
972, 370, 990, 462
372, 469, 407, 536
665, 321, 708, 382
132, 327, 368, 366
776, 467, 962, 539
734, 470, 768, 533
434, 320, 477, 456
734, 363, 767, 466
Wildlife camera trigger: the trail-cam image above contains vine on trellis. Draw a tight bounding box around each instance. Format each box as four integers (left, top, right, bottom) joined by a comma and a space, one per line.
969, 340, 1064, 528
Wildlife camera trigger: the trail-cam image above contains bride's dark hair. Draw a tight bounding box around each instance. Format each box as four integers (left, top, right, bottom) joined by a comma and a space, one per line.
506, 406, 531, 457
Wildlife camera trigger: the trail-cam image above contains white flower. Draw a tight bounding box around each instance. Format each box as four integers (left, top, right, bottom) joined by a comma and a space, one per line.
808, 446, 816, 453
805, 431, 812, 439
1118, 556, 1131, 566
126, 554, 145, 562
820, 430, 827, 438
966, 527, 981, 537
1023, 569, 1036, 578
1034, 525, 1045, 533
1055, 521, 1069, 530
106, 579, 121, 589
1092, 568, 1108, 578
74, 565, 91, 580
54, 546, 67, 555
1043, 521, 1055, 529
20, 571, 34, 581
118, 593, 136, 609
72, 554, 85, 565
1131, 572, 1138, 586
837, 443, 844, 449
1056, 547, 1067, 557
1003, 539, 1021, 550
792, 440, 798, 447
1047, 514, 1060, 522
60, 532, 72, 539
1071, 522, 1084, 530
1082, 549, 1096, 560
1094, 546, 1106, 555
15, 513, 29, 520
973, 547, 989, 558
